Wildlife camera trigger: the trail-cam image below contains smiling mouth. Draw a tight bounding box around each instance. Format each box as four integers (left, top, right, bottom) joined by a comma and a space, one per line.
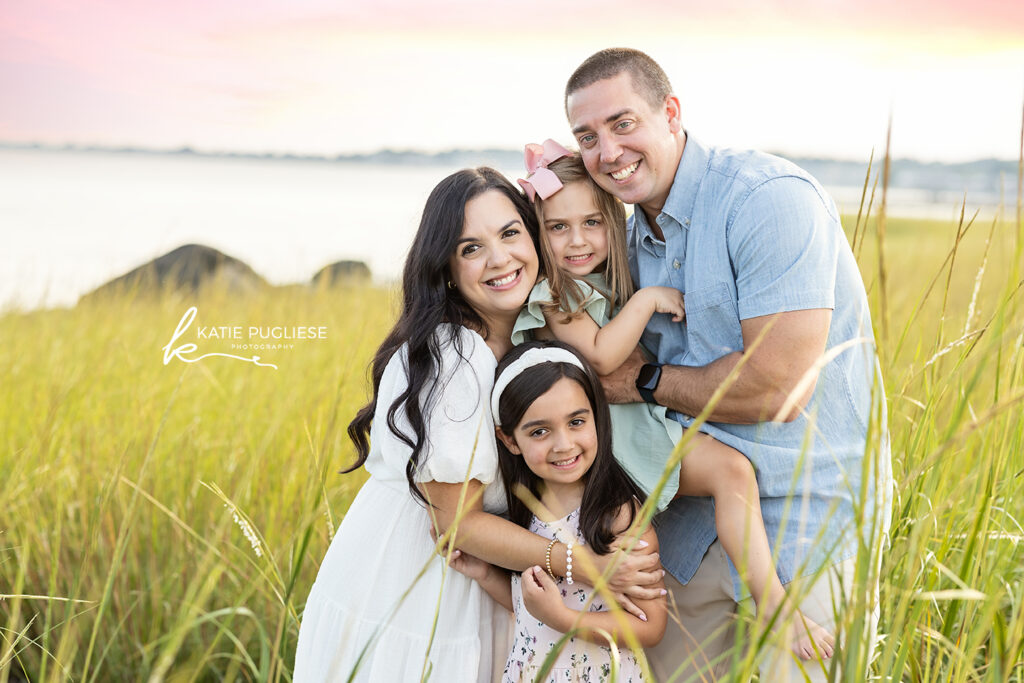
551, 455, 580, 468
610, 161, 640, 181
564, 254, 593, 264
486, 268, 521, 288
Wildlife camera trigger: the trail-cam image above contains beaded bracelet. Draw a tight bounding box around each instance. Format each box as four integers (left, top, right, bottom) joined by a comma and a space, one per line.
544, 538, 558, 581
565, 540, 575, 585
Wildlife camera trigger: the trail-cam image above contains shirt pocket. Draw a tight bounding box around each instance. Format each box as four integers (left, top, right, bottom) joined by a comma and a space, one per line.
684, 281, 743, 364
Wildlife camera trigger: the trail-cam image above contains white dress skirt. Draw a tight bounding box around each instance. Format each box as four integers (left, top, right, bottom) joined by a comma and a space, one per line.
294, 325, 510, 682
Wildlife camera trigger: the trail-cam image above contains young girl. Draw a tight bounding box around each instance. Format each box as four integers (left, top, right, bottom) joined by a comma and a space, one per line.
451, 340, 666, 682
511, 141, 835, 661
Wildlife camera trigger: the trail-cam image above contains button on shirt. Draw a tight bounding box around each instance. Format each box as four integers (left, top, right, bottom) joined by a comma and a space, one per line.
629, 133, 892, 598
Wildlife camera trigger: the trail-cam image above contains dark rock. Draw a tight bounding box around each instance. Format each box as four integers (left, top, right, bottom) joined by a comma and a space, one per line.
312, 260, 372, 286
82, 243, 267, 301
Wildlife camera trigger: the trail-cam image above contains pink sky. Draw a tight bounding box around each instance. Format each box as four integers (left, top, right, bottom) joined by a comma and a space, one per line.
2, 0, 1022, 161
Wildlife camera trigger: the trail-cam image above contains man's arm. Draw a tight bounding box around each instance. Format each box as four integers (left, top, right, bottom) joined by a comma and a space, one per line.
600, 308, 831, 424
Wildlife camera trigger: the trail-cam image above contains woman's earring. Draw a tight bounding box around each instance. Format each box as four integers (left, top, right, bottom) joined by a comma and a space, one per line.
447, 280, 457, 290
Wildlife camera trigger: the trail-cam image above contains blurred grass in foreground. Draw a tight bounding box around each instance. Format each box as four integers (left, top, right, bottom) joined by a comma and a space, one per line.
1, 208, 1023, 681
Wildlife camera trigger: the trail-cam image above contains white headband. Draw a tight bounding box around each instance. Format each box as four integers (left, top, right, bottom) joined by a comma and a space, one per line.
491, 347, 586, 426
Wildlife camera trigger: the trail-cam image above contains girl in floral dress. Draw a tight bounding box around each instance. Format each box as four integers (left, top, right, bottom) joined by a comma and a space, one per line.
450, 341, 666, 682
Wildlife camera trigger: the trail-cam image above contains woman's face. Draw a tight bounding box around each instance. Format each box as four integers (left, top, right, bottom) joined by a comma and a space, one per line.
448, 189, 539, 331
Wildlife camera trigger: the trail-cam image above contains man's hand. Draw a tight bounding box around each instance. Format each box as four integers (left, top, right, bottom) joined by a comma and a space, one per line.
599, 347, 646, 404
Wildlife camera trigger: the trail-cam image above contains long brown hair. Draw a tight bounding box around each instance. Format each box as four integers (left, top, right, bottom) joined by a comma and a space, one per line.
533, 154, 633, 320
345, 167, 539, 506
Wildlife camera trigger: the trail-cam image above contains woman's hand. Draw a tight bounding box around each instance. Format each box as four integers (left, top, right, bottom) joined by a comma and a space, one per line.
578, 534, 664, 621
520, 566, 571, 631
447, 549, 491, 583
587, 537, 663, 595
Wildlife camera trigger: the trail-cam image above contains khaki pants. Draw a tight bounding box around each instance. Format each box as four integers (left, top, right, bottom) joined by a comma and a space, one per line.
647, 540, 879, 682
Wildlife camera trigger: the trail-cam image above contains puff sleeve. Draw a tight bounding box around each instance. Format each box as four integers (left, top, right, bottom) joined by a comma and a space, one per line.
411, 326, 499, 485
511, 277, 613, 346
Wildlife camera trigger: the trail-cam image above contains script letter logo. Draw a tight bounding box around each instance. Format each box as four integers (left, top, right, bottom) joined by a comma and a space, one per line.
163, 307, 277, 369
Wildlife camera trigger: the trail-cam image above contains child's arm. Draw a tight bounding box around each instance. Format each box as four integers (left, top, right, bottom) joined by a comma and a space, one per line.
543, 286, 684, 375
520, 525, 667, 648
448, 549, 514, 612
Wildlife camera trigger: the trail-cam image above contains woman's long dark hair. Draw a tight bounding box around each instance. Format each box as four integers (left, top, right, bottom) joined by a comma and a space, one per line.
494, 341, 646, 555
345, 167, 539, 505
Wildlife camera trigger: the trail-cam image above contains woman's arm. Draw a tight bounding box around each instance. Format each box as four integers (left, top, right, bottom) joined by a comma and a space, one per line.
542, 286, 683, 375
419, 480, 663, 604
520, 525, 667, 648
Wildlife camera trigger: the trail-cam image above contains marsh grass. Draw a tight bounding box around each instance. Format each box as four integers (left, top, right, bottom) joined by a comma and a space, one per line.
0, 284, 391, 680
2, 190, 1024, 679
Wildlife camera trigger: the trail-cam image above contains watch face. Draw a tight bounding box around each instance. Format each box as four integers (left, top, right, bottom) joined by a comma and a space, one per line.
638, 364, 660, 388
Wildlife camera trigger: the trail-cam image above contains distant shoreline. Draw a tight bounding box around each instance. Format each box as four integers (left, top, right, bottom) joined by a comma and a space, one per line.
2, 140, 1018, 200
1, 138, 1019, 169
0, 141, 528, 168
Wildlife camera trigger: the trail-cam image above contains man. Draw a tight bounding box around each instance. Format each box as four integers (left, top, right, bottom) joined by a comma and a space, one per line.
564, 48, 891, 681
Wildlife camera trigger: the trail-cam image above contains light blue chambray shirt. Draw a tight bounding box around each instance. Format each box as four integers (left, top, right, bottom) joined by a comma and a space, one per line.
629, 133, 892, 598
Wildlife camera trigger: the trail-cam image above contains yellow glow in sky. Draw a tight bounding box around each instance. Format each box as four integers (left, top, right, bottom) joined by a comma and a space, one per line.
1, 0, 1022, 161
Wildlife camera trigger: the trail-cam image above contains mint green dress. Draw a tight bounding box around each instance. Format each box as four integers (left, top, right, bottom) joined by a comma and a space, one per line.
511, 274, 682, 512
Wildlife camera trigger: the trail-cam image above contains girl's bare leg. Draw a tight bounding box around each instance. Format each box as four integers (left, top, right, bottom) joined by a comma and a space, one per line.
675, 433, 836, 660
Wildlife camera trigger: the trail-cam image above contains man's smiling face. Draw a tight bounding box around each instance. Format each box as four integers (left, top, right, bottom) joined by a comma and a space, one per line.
566, 70, 682, 218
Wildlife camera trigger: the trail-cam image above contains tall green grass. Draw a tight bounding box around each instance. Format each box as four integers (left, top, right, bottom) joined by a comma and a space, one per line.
2, 200, 1023, 680
0, 285, 390, 681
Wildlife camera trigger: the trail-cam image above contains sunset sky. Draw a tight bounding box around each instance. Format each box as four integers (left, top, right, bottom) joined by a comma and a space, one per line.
2, 0, 1023, 162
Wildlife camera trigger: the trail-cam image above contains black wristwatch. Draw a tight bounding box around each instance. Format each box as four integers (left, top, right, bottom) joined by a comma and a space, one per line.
635, 363, 663, 404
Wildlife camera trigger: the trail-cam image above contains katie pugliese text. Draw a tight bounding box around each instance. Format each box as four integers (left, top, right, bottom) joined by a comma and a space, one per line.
196, 326, 328, 340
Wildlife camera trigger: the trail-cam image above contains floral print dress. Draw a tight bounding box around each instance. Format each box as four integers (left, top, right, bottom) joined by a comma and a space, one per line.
504, 509, 643, 683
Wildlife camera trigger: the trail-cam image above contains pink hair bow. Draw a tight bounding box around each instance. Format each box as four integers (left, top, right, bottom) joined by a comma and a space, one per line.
517, 139, 573, 202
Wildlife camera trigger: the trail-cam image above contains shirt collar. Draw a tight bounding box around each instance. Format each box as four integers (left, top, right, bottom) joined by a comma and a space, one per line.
631, 131, 710, 244
661, 131, 709, 231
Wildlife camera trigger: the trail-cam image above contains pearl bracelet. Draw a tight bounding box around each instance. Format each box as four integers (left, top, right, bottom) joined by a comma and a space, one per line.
565, 540, 574, 585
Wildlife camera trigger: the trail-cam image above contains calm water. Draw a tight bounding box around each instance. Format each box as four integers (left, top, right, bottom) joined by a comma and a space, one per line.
0, 149, 985, 310
0, 149, 518, 309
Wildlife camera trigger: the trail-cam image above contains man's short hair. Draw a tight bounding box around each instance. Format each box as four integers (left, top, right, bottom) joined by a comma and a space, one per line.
564, 48, 674, 114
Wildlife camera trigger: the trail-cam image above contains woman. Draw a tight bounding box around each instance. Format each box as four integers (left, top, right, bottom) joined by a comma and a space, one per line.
294, 168, 661, 682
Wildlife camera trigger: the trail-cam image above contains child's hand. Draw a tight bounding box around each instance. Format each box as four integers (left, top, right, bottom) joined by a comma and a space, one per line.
447, 549, 492, 583
640, 286, 685, 322
520, 566, 570, 630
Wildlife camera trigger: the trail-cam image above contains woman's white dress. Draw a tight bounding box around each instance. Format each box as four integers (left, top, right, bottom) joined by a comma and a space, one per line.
294, 324, 509, 682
